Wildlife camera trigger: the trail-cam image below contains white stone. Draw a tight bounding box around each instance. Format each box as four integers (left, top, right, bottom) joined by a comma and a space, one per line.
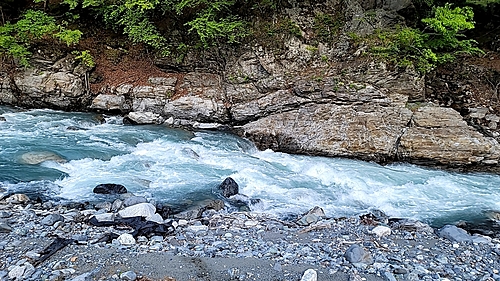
300, 269, 317, 281
371, 225, 391, 237
25, 251, 40, 259
177, 219, 188, 226
8, 265, 26, 280
93, 213, 115, 223
6, 194, 30, 204
120, 270, 137, 281
126, 111, 164, 124
118, 203, 156, 218
117, 233, 136, 246
244, 220, 259, 227
187, 225, 208, 232
80, 210, 97, 216
146, 213, 164, 224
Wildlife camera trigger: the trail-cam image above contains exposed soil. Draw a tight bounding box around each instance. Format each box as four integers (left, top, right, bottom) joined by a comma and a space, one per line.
78, 35, 174, 94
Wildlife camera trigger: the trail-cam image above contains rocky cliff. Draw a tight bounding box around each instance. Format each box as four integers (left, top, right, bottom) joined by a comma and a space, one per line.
1, 0, 500, 172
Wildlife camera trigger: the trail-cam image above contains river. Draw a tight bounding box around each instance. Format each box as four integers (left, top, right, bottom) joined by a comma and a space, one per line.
1, 106, 499, 227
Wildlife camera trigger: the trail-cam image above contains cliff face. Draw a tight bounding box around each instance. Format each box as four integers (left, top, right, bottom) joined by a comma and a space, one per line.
1, 0, 500, 171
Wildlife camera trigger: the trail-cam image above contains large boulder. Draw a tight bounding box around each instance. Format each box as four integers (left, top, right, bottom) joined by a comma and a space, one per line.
93, 184, 128, 195
218, 177, 239, 198
398, 106, 500, 166
91, 94, 128, 112
118, 203, 156, 218
438, 225, 472, 243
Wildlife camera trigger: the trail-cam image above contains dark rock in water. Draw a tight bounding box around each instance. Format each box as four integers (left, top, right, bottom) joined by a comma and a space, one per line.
218, 177, 239, 198
94, 114, 106, 124
122, 116, 137, 125
344, 244, 373, 265
66, 126, 88, 131
93, 184, 127, 195
0, 116, 6, 121
181, 147, 200, 159
173, 199, 226, 220
156, 203, 172, 219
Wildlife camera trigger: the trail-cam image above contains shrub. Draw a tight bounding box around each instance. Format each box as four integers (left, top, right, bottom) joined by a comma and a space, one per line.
367, 4, 483, 74
0, 9, 83, 66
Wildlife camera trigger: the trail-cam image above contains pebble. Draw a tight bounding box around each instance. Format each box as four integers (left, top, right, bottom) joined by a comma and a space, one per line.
41, 214, 64, 226
117, 233, 136, 245
300, 269, 317, 281
371, 225, 391, 237
345, 244, 373, 265
120, 271, 137, 280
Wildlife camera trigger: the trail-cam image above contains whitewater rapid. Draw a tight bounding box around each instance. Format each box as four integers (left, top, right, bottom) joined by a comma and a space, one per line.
1, 106, 499, 226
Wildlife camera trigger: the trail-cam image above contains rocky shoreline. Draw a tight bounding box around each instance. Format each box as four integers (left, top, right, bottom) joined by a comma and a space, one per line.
1, 187, 500, 281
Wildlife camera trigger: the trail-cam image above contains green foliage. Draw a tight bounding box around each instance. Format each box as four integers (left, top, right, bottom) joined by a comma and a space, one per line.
366, 4, 484, 74
54, 28, 83, 46
101, 4, 170, 55
60, 0, 248, 54
73, 50, 95, 67
0, 9, 83, 67
177, 0, 248, 47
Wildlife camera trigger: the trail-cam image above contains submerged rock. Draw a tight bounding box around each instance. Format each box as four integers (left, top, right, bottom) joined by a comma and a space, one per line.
66, 126, 88, 131
20, 151, 66, 164
93, 184, 128, 195
0, 116, 6, 121
218, 177, 239, 198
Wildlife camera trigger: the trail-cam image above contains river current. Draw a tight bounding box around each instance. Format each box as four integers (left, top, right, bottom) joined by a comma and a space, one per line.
1, 106, 499, 226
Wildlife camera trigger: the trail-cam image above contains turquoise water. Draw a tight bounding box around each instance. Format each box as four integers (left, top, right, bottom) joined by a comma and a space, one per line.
1, 106, 500, 226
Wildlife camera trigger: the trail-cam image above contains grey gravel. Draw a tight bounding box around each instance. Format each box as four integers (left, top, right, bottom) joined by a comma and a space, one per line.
1, 194, 500, 281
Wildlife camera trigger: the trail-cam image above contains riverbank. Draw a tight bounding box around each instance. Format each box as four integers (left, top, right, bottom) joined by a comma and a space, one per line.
1, 191, 499, 281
